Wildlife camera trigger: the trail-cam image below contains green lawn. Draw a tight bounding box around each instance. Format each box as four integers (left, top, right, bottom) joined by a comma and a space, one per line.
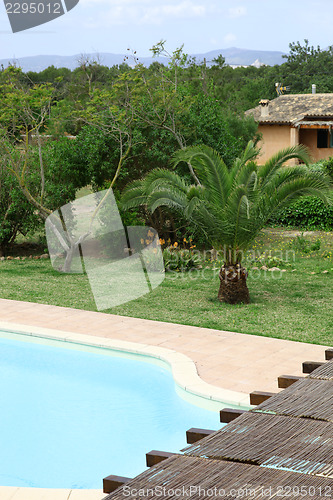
1, 228, 333, 346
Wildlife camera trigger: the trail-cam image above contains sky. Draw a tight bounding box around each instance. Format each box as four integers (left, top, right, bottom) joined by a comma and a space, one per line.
0, 0, 332, 61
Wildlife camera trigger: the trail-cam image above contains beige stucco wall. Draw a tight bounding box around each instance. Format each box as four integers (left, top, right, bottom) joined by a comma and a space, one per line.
257, 124, 291, 163
299, 129, 333, 162
258, 124, 333, 164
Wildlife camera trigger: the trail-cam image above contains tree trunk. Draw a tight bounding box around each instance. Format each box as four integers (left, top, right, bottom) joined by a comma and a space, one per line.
62, 243, 77, 273
218, 265, 250, 304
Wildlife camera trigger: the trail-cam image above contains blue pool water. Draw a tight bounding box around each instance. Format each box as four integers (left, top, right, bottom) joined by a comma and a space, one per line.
0, 332, 222, 489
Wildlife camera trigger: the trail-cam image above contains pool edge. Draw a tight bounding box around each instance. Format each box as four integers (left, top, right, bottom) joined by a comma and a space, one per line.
0, 320, 250, 411
0, 319, 251, 497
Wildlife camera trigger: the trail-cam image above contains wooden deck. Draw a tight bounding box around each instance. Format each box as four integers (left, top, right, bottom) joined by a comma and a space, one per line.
104, 455, 333, 500
309, 359, 333, 380
183, 412, 333, 476
253, 377, 333, 421
105, 357, 333, 499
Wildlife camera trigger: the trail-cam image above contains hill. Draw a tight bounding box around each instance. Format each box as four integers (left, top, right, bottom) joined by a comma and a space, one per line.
0, 47, 286, 73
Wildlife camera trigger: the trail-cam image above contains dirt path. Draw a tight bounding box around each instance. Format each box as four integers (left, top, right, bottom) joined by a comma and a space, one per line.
263, 227, 333, 238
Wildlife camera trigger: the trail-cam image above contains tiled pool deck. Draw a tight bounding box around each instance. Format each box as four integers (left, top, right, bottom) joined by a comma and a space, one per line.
0, 298, 329, 499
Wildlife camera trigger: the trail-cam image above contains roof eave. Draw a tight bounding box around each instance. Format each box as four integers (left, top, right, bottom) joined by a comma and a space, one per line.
258, 120, 292, 125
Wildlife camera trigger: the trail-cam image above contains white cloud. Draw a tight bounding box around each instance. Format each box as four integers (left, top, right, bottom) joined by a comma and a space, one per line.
209, 37, 218, 46
224, 33, 237, 43
80, 0, 206, 25
228, 6, 247, 18
140, 1, 206, 24
80, 0, 154, 5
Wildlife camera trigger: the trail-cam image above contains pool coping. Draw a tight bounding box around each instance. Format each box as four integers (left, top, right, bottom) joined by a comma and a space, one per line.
0, 320, 250, 410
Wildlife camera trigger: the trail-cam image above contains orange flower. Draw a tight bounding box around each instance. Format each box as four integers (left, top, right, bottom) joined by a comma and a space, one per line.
174, 242, 178, 248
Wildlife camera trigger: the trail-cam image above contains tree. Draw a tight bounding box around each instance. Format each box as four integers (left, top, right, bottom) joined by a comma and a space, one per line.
0, 156, 40, 252
121, 143, 332, 304
0, 61, 139, 263
0, 66, 56, 221
26, 65, 72, 88
281, 40, 333, 93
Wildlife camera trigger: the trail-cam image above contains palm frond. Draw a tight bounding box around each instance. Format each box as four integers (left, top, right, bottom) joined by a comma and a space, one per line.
232, 160, 258, 194
257, 175, 332, 223
148, 189, 188, 214
220, 186, 254, 250
264, 168, 331, 202
241, 140, 260, 164
258, 145, 311, 188
120, 179, 147, 210
184, 196, 202, 219
229, 141, 259, 184
275, 176, 332, 206
172, 145, 231, 206
146, 168, 189, 193
245, 168, 258, 192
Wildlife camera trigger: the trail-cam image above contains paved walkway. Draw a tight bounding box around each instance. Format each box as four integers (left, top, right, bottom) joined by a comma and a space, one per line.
0, 298, 330, 500
0, 298, 328, 395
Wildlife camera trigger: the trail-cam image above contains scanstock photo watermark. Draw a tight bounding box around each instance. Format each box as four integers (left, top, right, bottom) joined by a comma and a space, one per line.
4, 0, 79, 32
45, 189, 165, 311
121, 484, 333, 498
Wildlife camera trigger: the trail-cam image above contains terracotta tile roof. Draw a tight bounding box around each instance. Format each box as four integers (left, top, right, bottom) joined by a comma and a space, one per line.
246, 93, 333, 125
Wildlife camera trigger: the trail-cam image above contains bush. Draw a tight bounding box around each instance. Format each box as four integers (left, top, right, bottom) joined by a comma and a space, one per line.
270, 196, 333, 230
0, 156, 41, 252
292, 233, 321, 253
270, 161, 333, 230
321, 156, 333, 180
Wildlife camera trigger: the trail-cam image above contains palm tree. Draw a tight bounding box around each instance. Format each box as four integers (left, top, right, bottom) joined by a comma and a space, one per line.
121, 142, 332, 304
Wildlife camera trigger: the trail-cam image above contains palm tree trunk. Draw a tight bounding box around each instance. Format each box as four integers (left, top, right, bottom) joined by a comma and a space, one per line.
218, 265, 250, 304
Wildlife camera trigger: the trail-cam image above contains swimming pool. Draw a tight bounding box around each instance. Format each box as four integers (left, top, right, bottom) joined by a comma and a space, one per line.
0, 330, 223, 489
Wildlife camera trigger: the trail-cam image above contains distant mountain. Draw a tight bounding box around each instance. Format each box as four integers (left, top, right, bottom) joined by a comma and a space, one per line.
0, 53, 164, 72
0, 47, 286, 73
193, 47, 285, 67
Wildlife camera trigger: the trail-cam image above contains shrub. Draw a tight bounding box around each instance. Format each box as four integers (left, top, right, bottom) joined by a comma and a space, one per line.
321, 156, 333, 180
270, 196, 333, 230
270, 159, 333, 229
0, 156, 42, 252
290, 233, 321, 254
247, 252, 292, 269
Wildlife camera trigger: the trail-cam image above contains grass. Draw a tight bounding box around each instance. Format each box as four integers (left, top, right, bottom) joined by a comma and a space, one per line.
1, 228, 333, 346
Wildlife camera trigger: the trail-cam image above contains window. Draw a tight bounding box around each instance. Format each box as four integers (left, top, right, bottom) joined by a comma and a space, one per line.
317, 129, 328, 148
330, 131, 333, 148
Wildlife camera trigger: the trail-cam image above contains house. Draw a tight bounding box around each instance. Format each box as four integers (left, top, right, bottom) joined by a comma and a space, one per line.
245, 92, 333, 164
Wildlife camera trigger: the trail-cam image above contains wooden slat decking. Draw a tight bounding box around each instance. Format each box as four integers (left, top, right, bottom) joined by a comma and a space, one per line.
105, 455, 333, 499
182, 412, 333, 477
104, 353, 333, 497
252, 378, 333, 422
308, 359, 333, 380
